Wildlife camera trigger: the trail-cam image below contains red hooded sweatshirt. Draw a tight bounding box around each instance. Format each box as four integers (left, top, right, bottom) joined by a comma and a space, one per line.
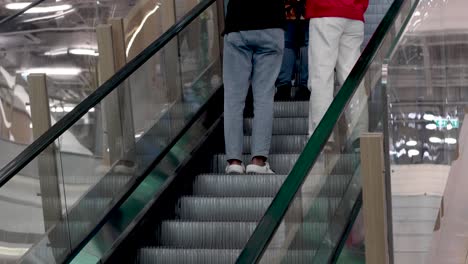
305, 0, 369, 22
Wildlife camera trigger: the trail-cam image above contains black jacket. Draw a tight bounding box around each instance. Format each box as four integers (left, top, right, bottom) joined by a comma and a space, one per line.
224, 0, 285, 34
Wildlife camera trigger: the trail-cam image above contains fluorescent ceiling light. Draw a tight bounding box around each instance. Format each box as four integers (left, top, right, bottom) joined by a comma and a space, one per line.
406, 140, 417, 147
423, 114, 435, 121
6, 2, 72, 13
429, 137, 442, 144
408, 149, 420, 157
445, 138, 457, 145
44, 48, 68, 56
0, 246, 29, 257
407, 112, 417, 119
69, 48, 99, 56
426, 123, 437, 130
22, 8, 74, 22
17, 67, 81, 76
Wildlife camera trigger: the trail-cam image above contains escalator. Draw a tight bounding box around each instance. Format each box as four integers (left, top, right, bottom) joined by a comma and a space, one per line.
0, 0, 419, 263
103, 98, 359, 263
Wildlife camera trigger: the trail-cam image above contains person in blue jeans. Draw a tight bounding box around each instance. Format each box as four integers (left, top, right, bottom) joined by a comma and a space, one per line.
223, 0, 285, 174
275, 0, 310, 101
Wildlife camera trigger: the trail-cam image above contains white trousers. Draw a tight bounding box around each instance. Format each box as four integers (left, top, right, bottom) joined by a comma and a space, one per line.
308, 17, 368, 140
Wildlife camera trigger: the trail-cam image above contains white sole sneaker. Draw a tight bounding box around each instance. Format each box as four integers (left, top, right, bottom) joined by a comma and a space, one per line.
246, 162, 275, 174
225, 164, 245, 174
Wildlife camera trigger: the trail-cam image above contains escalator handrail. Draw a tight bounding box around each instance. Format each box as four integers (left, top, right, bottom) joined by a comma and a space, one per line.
330, 192, 363, 263
0, 0, 47, 27
0, 0, 217, 187
236, 0, 409, 262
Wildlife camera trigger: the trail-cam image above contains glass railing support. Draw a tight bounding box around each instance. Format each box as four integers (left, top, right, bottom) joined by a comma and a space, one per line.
361, 133, 389, 264
29, 73, 63, 231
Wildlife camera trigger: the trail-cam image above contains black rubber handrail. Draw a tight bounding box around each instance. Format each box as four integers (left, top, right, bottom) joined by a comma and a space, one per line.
0, 0, 47, 26
0, 0, 217, 187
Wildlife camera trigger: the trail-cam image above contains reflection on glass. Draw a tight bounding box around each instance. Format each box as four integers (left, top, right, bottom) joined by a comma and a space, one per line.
0, 0, 195, 169
0, 0, 221, 262
386, 0, 468, 262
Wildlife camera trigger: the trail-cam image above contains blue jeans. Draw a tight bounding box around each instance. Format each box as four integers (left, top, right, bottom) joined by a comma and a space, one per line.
223, 29, 284, 161
276, 20, 309, 87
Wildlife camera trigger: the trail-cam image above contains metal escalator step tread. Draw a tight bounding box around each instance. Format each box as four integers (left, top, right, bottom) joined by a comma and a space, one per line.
193, 174, 287, 197
156, 221, 257, 249
176, 197, 342, 222
137, 248, 318, 264
289, 222, 330, 249
167, 101, 308, 119
138, 248, 239, 264
272, 102, 309, 117
244, 118, 308, 135
243, 135, 308, 154
244, 102, 309, 118
176, 197, 273, 221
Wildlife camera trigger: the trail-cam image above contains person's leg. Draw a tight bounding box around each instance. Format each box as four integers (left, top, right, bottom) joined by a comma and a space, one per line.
223, 32, 253, 166
246, 29, 284, 170
336, 19, 368, 147
295, 19, 311, 99
275, 21, 296, 100
308, 18, 344, 135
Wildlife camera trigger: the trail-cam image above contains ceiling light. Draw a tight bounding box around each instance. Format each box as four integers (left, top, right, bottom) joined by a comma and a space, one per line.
23, 8, 74, 22
0, 246, 29, 256
63, 106, 74, 112
445, 138, 457, 145
429, 137, 442, 144
406, 140, 417, 147
426, 123, 437, 130
69, 48, 99, 56
6, 2, 72, 13
408, 112, 417, 119
17, 67, 81, 76
423, 114, 435, 121
408, 149, 420, 157
44, 48, 68, 56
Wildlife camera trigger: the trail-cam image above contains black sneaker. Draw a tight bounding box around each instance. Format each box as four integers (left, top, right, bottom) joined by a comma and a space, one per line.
275, 85, 292, 101
294, 85, 311, 100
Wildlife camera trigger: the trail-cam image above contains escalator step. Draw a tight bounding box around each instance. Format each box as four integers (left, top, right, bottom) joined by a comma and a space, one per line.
244, 118, 308, 135
176, 197, 341, 222
138, 248, 239, 264
162, 101, 309, 119
245, 102, 309, 118
156, 221, 257, 249
176, 197, 272, 221
271, 102, 309, 118
289, 222, 329, 249
243, 135, 308, 154
317, 174, 352, 197
193, 174, 352, 198
301, 197, 342, 222
193, 174, 287, 197
138, 248, 317, 264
